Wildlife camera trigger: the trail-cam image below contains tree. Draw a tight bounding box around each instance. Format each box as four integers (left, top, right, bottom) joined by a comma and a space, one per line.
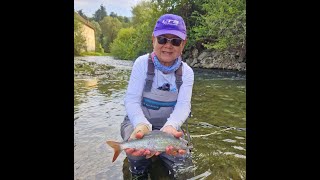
131, 1, 162, 56
90, 20, 104, 53
110, 27, 137, 60
109, 12, 117, 18
93, 4, 107, 22
99, 16, 122, 52
77, 9, 88, 20
123, 17, 130, 23
74, 18, 87, 55
132, 1, 159, 27
191, 0, 246, 52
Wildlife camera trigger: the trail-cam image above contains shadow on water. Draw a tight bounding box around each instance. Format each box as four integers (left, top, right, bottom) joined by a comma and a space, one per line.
122, 156, 197, 180
74, 56, 246, 180
192, 68, 246, 80
122, 157, 172, 180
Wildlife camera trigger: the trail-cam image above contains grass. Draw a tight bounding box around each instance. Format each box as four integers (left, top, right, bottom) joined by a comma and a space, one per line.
78, 51, 111, 56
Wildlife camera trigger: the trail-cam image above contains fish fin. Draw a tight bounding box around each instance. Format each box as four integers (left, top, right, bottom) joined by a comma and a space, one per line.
179, 137, 189, 144
187, 144, 194, 149
106, 141, 122, 162
145, 151, 157, 159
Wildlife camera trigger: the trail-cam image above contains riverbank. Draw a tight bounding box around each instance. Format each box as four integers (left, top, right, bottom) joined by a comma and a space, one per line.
183, 48, 246, 72
76, 51, 246, 72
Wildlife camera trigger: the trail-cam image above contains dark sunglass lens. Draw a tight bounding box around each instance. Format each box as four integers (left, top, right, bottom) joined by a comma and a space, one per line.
172, 39, 182, 46
157, 37, 167, 44
157, 36, 182, 46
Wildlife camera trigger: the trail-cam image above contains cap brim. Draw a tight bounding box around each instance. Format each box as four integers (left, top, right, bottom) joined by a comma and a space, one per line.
153, 30, 186, 40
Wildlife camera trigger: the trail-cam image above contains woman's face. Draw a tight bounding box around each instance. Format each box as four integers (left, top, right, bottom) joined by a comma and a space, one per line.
152, 34, 187, 66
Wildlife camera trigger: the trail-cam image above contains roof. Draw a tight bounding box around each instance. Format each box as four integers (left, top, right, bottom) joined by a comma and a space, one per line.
74, 12, 95, 30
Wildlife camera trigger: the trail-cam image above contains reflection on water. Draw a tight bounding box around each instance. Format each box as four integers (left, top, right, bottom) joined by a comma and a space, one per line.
74, 56, 246, 180
74, 56, 131, 180
189, 68, 246, 180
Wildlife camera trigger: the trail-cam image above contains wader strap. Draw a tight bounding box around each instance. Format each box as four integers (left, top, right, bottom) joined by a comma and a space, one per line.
175, 63, 183, 92
144, 54, 154, 92
144, 53, 183, 92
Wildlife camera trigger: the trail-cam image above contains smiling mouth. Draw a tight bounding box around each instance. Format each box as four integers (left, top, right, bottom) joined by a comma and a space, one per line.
162, 51, 173, 55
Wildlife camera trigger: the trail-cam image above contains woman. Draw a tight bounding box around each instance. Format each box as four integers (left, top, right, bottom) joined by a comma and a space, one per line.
120, 13, 194, 179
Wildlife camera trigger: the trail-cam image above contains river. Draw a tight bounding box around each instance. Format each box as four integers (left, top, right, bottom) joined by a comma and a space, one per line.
74, 56, 246, 180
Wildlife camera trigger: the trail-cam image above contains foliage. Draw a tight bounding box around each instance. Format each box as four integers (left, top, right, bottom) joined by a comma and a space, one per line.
109, 12, 117, 18
93, 4, 107, 22
132, 1, 159, 27
191, 0, 246, 51
89, 20, 104, 53
75, 0, 246, 64
110, 27, 137, 60
77, 9, 88, 20
96, 43, 105, 54
109, 1, 162, 59
74, 18, 86, 56
80, 51, 106, 56
130, 1, 162, 56
108, 12, 131, 28
132, 22, 154, 57
99, 16, 122, 52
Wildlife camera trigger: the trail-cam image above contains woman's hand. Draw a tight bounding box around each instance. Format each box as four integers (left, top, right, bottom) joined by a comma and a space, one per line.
161, 125, 187, 155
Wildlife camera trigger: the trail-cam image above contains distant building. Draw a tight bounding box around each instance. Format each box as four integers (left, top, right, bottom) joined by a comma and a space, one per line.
74, 12, 95, 52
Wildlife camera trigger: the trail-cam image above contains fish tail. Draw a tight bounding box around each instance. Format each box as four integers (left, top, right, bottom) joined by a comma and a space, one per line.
106, 141, 122, 162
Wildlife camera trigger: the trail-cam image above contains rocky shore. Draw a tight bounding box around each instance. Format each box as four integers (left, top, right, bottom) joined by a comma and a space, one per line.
183, 48, 246, 72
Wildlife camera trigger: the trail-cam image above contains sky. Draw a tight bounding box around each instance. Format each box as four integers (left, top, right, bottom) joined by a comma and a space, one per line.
74, 0, 144, 18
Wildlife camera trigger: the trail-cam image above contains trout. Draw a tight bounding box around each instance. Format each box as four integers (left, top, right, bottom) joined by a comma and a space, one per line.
106, 130, 191, 162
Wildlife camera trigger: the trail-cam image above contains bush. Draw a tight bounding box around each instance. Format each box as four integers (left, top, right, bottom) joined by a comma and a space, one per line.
74, 18, 87, 56
110, 27, 137, 60
96, 43, 104, 53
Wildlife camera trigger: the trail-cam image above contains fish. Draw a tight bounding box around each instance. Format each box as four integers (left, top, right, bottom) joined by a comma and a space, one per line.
106, 130, 191, 162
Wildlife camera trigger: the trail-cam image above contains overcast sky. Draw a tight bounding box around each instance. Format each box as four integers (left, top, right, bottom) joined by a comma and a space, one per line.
74, 0, 144, 18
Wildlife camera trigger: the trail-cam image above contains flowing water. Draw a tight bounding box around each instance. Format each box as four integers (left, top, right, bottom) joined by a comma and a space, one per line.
74, 56, 246, 180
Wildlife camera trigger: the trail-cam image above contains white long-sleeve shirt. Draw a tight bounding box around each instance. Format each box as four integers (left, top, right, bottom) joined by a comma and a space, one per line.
124, 53, 194, 130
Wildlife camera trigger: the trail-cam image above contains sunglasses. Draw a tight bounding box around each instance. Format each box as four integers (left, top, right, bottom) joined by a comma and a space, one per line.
156, 36, 183, 46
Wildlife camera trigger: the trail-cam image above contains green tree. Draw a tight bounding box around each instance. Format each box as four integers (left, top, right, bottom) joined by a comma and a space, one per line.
109, 12, 117, 18
99, 16, 122, 52
110, 27, 137, 60
130, 1, 162, 56
90, 20, 104, 53
93, 4, 107, 22
108, 12, 131, 28
191, 0, 246, 53
74, 17, 87, 56
123, 17, 130, 23
132, 1, 160, 27
77, 9, 88, 20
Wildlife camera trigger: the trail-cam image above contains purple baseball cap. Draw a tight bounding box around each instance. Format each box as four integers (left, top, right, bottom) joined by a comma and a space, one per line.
153, 14, 187, 40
